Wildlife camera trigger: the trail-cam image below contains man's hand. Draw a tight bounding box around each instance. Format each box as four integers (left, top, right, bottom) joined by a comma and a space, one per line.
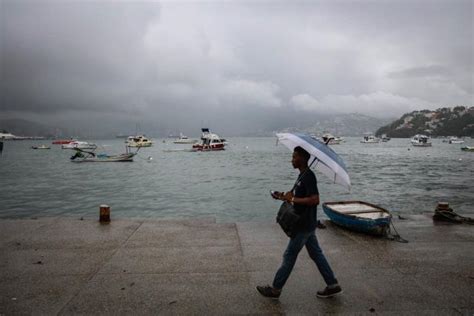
281, 191, 294, 203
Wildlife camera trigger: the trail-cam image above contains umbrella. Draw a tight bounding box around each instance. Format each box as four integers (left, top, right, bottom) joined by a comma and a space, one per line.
276, 132, 351, 191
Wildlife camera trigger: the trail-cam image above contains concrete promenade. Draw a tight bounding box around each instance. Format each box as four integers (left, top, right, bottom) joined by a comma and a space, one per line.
1, 215, 473, 315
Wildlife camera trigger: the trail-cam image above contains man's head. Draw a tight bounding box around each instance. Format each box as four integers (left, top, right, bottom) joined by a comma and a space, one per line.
292, 146, 311, 169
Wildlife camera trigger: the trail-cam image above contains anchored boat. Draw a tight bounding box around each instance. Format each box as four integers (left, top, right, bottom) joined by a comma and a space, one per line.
448, 136, 464, 144
360, 134, 380, 144
173, 133, 198, 144
52, 139, 76, 145
411, 134, 432, 147
70, 147, 137, 162
461, 146, 474, 152
192, 128, 226, 151
322, 201, 392, 236
320, 133, 344, 145
62, 141, 97, 150
126, 135, 153, 148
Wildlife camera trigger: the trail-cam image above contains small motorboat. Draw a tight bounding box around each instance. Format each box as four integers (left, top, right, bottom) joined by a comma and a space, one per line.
126, 135, 153, 147
31, 145, 51, 150
381, 134, 391, 142
360, 134, 380, 143
192, 128, 226, 151
448, 136, 464, 144
173, 133, 198, 144
411, 134, 432, 147
320, 133, 343, 145
62, 141, 97, 150
461, 146, 474, 152
322, 201, 392, 236
52, 139, 76, 145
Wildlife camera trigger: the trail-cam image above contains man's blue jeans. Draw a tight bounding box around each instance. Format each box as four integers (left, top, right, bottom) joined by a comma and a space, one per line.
272, 230, 337, 290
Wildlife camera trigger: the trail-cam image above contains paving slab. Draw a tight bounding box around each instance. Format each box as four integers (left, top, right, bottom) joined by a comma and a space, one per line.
0, 216, 472, 315
0, 248, 117, 280
1, 218, 142, 250
98, 245, 245, 275
0, 218, 58, 248
60, 272, 277, 315
0, 275, 89, 315
123, 221, 239, 248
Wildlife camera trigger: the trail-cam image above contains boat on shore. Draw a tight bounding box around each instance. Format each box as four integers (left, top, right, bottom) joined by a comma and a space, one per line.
323, 201, 392, 236
192, 128, 226, 151
360, 134, 380, 143
62, 141, 97, 150
173, 133, 198, 144
31, 145, 51, 150
411, 134, 432, 147
125, 135, 153, 148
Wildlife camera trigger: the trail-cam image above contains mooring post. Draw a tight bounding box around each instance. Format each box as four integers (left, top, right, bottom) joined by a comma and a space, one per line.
436, 202, 450, 212
99, 204, 111, 223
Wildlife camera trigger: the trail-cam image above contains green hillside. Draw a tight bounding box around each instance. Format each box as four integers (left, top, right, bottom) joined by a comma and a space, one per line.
375, 106, 474, 138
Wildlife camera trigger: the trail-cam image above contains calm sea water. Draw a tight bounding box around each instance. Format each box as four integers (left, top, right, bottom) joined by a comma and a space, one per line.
0, 137, 473, 222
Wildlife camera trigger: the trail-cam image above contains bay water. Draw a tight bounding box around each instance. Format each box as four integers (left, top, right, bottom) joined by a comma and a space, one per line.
0, 137, 472, 222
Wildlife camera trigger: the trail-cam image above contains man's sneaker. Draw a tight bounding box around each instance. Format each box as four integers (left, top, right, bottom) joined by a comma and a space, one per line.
256, 285, 281, 299
317, 285, 342, 298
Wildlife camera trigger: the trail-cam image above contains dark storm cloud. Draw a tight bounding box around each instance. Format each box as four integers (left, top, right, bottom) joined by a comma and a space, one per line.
0, 0, 472, 134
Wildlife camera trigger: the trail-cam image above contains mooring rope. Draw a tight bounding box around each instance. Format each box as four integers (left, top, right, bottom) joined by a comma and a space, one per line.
434, 209, 474, 224
385, 219, 409, 243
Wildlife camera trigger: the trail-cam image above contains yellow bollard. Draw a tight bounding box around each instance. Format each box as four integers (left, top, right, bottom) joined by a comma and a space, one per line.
100, 204, 111, 223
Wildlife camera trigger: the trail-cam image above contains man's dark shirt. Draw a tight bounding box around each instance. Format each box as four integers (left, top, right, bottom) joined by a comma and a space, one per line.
293, 169, 319, 232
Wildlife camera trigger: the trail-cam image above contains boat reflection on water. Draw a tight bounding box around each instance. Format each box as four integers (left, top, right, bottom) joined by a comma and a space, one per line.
31, 145, 51, 150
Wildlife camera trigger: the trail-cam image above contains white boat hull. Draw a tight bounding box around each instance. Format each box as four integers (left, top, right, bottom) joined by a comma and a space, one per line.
173, 140, 197, 144
127, 143, 153, 147
411, 142, 432, 147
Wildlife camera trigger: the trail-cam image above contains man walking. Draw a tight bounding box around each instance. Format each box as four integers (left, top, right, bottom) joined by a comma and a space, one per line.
257, 146, 342, 299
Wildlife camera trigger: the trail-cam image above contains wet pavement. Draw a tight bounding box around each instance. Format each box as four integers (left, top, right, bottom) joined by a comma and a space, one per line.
1, 215, 473, 315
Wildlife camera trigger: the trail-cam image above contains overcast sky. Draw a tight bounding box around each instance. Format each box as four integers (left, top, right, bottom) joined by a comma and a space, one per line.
1, 0, 472, 135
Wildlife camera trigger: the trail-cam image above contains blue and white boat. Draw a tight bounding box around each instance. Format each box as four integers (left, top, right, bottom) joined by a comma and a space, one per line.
323, 201, 392, 236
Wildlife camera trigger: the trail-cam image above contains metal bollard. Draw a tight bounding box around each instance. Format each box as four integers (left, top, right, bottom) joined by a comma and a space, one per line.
99, 204, 111, 223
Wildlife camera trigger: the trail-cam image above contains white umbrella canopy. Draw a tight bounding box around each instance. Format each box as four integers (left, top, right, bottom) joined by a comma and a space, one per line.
276, 132, 351, 191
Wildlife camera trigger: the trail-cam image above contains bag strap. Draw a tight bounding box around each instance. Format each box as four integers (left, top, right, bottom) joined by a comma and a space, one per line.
289, 157, 318, 193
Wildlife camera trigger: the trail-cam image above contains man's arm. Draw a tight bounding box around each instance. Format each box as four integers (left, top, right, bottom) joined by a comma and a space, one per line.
293, 194, 319, 206
281, 192, 319, 206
